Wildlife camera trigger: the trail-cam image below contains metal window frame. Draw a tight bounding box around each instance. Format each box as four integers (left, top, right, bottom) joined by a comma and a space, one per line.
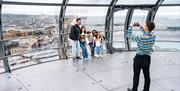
105, 0, 118, 54
2, 1, 180, 6
0, 0, 11, 73
111, 0, 165, 51
146, 0, 164, 22
58, 0, 68, 60
124, 8, 134, 51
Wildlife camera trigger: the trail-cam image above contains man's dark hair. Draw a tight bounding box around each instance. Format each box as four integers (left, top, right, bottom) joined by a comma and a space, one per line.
76, 18, 81, 21
146, 21, 155, 32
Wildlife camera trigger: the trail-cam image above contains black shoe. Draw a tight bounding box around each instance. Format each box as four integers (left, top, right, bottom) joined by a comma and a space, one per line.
127, 88, 133, 91
76, 57, 82, 59
72, 58, 77, 62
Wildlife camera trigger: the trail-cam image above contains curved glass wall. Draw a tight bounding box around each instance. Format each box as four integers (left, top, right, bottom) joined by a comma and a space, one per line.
154, 6, 180, 51
130, 9, 149, 48
2, 4, 61, 69
0, 0, 180, 72
113, 10, 127, 49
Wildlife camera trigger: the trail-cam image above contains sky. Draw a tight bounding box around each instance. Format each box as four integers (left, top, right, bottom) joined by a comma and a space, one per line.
1, 0, 180, 16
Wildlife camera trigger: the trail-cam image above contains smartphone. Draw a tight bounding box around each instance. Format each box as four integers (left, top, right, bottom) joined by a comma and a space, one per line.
133, 22, 139, 26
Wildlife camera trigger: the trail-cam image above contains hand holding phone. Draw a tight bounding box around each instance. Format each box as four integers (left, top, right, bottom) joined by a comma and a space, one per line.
133, 22, 139, 26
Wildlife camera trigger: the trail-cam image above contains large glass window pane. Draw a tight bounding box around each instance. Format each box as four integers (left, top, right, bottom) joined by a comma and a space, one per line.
8, 49, 59, 69
65, 6, 108, 56
117, 0, 157, 5
154, 6, 180, 51
113, 10, 127, 49
2, 0, 63, 3
0, 59, 5, 73
130, 10, 148, 48
65, 7, 107, 31
2, 4, 61, 69
68, 0, 111, 4
2, 5, 60, 15
162, 0, 180, 4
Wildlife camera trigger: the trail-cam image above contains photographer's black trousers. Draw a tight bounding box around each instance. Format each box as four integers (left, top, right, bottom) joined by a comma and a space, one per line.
132, 54, 151, 91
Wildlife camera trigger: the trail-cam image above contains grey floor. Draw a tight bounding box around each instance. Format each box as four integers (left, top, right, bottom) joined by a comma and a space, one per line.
0, 52, 180, 91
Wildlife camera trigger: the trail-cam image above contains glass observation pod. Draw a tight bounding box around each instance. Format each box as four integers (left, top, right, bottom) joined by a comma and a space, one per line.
0, 0, 180, 91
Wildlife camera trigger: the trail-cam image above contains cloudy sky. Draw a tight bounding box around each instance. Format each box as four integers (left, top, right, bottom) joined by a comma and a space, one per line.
2, 0, 180, 16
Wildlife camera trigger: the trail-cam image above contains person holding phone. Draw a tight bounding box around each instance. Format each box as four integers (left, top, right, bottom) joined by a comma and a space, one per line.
127, 21, 156, 91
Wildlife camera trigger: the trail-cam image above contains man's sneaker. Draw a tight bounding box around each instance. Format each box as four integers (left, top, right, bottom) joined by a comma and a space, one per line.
76, 57, 82, 59
127, 88, 133, 91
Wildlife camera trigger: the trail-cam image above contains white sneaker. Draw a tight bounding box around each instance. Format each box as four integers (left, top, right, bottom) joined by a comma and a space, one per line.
95, 55, 100, 58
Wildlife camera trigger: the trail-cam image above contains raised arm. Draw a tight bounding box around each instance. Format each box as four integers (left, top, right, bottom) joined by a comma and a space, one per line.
127, 26, 142, 43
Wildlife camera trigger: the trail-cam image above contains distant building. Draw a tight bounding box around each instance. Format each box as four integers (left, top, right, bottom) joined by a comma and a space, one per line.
9, 47, 28, 55
3, 29, 36, 40
6, 37, 38, 55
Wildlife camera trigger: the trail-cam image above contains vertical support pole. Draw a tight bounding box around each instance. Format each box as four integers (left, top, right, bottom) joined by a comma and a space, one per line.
105, 0, 118, 53
58, 0, 68, 59
0, 2, 11, 73
124, 8, 134, 51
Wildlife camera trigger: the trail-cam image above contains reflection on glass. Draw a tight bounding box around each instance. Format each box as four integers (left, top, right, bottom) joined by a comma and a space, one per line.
2, 5, 62, 68
113, 42, 126, 49
113, 10, 127, 48
8, 49, 59, 69
130, 10, 148, 48
154, 42, 180, 51
154, 6, 180, 51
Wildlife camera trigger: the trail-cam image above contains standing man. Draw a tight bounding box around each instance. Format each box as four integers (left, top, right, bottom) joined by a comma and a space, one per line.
127, 21, 156, 91
69, 18, 82, 61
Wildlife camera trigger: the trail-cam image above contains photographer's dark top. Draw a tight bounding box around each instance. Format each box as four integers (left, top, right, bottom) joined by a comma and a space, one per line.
69, 24, 80, 41
127, 26, 156, 56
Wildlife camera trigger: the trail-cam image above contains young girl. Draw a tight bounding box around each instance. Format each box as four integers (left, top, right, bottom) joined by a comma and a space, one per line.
87, 30, 97, 57
80, 26, 88, 60
95, 32, 102, 58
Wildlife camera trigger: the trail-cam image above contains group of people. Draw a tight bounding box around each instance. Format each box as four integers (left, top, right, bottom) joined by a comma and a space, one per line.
69, 17, 156, 91
69, 18, 105, 61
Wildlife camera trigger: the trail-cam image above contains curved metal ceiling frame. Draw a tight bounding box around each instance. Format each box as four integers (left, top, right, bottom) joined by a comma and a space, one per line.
146, 0, 164, 22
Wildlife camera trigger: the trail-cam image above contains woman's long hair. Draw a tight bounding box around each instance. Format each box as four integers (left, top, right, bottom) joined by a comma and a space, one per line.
80, 26, 86, 34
